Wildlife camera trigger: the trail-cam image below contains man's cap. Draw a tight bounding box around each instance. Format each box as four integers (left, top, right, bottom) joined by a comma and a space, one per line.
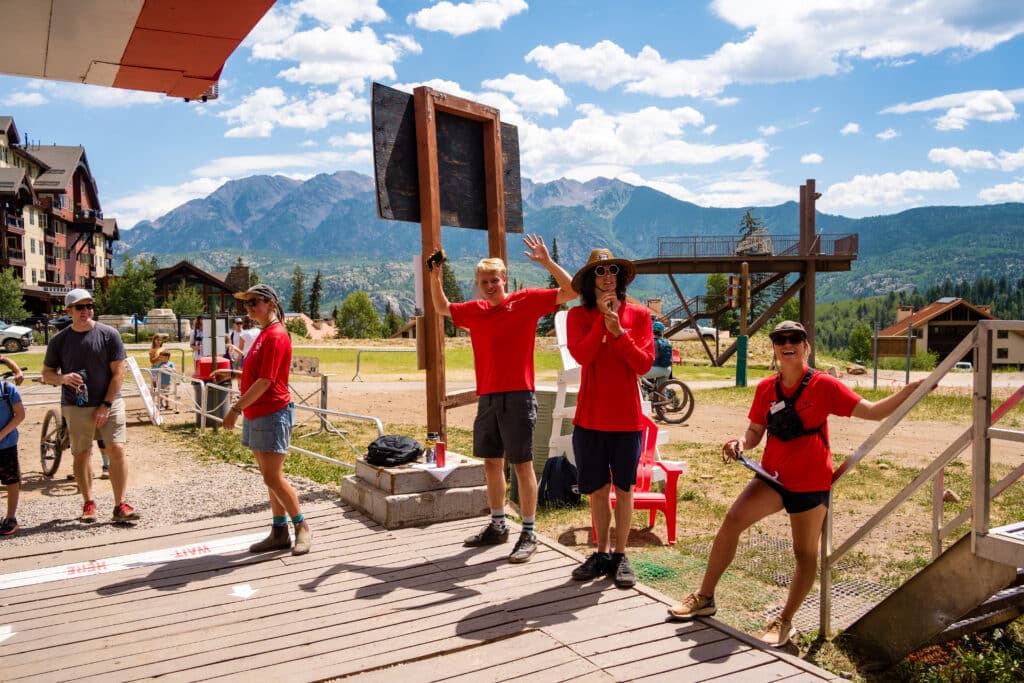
233, 317, 243, 323
769, 320, 807, 339
233, 283, 280, 303
652, 321, 665, 333
571, 248, 636, 291
65, 288, 93, 306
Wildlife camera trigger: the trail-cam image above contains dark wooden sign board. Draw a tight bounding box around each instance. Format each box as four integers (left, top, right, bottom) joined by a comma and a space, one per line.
370, 82, 522, 438
372, 82, 523, 233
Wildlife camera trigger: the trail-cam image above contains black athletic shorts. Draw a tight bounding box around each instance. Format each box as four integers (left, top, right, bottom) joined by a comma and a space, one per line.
573, 426, 642, 494
756, 474, 830, 514
473, 391, 536, 464
0, 445, 20, 486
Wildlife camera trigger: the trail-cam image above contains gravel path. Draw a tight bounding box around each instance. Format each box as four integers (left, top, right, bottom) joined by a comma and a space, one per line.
3, 410, 340, 550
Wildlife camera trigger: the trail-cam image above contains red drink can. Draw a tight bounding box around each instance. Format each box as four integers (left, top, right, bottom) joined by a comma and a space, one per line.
435, 441, 446, 468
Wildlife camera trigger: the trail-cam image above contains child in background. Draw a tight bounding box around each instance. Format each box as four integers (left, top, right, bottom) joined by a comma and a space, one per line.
155, 350, 176, 410
0, 378, 27, 536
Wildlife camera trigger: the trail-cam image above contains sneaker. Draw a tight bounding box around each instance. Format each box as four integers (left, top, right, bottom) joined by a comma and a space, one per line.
112, 502, 141, 522
611, 553, 636, 588
0, 517, 17, 536
759, 616, 797, 648
80, 501, 97, 523
667, 591, 717, 620
100, 465, 110, 480
508, 531, 537, 563
464, 523, 509, 547
572, 552, 611, 581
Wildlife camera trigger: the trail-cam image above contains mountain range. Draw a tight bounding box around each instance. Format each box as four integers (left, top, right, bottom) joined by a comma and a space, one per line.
119, 171, 1024, 314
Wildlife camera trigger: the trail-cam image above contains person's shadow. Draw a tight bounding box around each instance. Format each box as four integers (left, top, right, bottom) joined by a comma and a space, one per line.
96, 546, 272, 595
455, 578, 610, 638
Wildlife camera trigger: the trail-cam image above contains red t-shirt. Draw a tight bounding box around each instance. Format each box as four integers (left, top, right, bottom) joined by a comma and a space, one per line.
240, 322, 292, 419
567, 301, 654, 432
449, 288, 558, 395
749, 368, 862, 492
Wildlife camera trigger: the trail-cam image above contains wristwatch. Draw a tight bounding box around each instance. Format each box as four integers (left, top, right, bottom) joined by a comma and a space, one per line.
101, 400, 113, 408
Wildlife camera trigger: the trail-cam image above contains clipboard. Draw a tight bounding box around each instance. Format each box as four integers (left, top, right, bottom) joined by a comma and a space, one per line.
737, 454, 780, 485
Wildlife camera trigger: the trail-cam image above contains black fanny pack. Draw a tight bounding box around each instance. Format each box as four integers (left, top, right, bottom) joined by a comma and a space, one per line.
765, 369, 829, 449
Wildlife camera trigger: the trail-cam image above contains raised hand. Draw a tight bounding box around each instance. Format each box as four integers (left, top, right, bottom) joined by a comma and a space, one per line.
522, 233, 550, 263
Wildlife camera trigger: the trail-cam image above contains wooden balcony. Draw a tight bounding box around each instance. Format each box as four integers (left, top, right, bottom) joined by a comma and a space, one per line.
72, 207, 103, 230
3, 213, 25, 234
6, 247, 25, 264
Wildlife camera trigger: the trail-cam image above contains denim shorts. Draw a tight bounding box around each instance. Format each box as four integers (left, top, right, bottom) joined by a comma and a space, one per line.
241, 404, 294, 454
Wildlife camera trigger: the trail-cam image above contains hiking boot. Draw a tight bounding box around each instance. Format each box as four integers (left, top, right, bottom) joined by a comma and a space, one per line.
611, 553, 636, 588
508, 531, 537, 563
250, 525, 291, 553
0, 517, 18, 536
100, 465, 110, 480
759, 616, 797, 648
80, 500, 97, 523
668, 592, 717, 620
113, 502, 141, 522
572, 552, 611, 581
464, 523, 509, 547
291, 521, 312, 556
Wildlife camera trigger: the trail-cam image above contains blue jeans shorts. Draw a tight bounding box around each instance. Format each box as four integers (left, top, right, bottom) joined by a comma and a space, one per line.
241, 404, 294, 454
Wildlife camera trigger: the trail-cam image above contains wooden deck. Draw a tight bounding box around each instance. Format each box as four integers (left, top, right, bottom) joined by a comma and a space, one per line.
1, 502, 837, 682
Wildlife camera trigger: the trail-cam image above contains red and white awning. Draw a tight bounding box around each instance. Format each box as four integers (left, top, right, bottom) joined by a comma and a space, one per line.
0, 0, 275, 99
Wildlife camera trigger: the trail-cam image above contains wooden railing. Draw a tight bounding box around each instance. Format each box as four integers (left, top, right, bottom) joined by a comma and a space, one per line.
657, 233, 858, 259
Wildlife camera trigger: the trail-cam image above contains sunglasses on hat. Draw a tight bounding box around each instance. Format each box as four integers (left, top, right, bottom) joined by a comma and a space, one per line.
593, 264, 619, 277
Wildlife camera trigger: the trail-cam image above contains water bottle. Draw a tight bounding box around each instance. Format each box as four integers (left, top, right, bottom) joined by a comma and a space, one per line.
425, 431, 438, 464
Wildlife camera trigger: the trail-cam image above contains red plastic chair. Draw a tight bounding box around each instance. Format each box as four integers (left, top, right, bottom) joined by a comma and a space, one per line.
672, 348, 682, 365
590, 415, 684, 545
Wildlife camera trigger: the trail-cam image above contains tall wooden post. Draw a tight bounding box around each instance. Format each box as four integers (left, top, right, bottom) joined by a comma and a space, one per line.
799, 179, 818, 366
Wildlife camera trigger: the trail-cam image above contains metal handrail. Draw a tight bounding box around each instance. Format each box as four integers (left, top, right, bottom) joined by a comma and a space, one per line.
351, 347, 416, 381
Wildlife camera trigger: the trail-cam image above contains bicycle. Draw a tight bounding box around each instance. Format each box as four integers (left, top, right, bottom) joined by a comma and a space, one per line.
40, 405, 68, 478
640, 374, 695, 424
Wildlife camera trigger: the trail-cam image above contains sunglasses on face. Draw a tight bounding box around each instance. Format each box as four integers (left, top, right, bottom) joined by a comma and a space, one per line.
243, 299, 268, 308
593, 264, 619, 277
771, 333, 806, 345
71, 303, 95, 311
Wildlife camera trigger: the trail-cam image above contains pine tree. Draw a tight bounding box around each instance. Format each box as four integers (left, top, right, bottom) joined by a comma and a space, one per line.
335, 290, 383, 338
289, 266, 305, 314
441, 262, 464, 337
308, 270, 322, 319
383, 301, 404, 337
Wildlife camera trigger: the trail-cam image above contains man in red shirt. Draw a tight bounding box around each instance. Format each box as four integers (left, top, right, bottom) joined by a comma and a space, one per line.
567, 249, 654, 588
430, 234, 575, 563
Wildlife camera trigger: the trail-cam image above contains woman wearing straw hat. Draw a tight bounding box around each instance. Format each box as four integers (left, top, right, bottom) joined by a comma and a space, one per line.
566, 248, 654, 589
217, 284, 311, 556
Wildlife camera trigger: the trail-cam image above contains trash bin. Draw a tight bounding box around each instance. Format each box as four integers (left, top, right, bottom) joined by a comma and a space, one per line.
193, 357, 231, 428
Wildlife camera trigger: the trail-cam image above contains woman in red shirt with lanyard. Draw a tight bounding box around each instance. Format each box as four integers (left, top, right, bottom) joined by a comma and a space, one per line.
667, 320, 922, 647
218, 284, 311, 556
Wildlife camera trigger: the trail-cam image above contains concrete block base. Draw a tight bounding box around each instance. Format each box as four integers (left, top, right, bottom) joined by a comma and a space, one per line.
340, 454, 489, 529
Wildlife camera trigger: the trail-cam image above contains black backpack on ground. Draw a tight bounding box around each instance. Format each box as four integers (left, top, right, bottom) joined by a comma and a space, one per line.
538, 455, 581, 507
365, 435, 422, 467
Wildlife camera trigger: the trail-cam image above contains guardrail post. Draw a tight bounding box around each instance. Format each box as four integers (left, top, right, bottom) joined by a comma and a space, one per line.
820, 504, 833, 638
200, 382, 208, 433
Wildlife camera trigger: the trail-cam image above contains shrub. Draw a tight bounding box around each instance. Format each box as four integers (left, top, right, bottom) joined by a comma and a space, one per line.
286, 317, 308, 338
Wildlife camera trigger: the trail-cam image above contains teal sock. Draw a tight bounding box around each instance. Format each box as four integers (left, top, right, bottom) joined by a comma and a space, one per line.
102, 454, 110, 468
291, 513, 304, 524
490, 511, 506, 529
522, 517, 535, 535
272, 516, 287, 527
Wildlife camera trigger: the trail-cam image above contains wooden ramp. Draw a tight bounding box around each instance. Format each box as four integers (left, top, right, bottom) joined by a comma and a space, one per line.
0, 502, 836, 682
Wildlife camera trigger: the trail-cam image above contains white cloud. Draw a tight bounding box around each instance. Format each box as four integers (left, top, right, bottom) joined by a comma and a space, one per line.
108, 177, 230, 228
480, 74, 568, 116
709, 96, 739, 106
979, 181, 1024, 203
883, 88, 1024, 130
801, 153, 824, 164
218, 86, 367, 137
618, 170, 794, 208
192, 151, 353, 178
758, 125, 779, 136
928, 146, 1024, 171
328, 132, 372, 148
407, 0, 528, 36
516, 104, 768, 182
1, 91, 47, 106
876, 128, 899, 140
820, 170, 960, 213
840, 122, 860, 135
703, 124, 718, 135
526, 5, 1024, 98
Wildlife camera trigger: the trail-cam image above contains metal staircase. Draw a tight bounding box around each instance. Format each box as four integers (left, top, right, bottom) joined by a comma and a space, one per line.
815, 320, 1024, 665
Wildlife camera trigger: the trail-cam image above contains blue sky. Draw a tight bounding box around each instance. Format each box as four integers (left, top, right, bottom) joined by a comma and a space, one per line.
2, 0, 1024, 230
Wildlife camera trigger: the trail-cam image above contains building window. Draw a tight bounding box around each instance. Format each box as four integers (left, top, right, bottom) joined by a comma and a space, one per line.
997, 348, 1009, 360
31, 269, 37, 283
997, 330, 1009, 339
28, 209, 34, 226
30, 239, 35, 254
39, 213, 47, 229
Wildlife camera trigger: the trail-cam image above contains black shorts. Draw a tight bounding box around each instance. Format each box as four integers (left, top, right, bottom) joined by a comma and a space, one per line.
0, 445, 20, 486
573, 426, 642, 494
473, 391, 537, 464
756, 474, 830, 514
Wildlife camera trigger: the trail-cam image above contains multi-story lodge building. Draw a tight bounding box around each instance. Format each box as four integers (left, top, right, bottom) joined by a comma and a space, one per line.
0, 115, 116, 315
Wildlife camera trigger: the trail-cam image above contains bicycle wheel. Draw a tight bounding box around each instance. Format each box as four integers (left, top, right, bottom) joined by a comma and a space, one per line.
655, 379, 694, 424
40, 408, 66, 478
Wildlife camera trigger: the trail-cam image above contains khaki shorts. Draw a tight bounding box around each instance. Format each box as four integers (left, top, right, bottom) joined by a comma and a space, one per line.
63, 399, 127, 454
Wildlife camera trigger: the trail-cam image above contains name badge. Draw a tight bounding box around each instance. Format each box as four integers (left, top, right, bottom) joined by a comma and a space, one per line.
770, 400, 786, 414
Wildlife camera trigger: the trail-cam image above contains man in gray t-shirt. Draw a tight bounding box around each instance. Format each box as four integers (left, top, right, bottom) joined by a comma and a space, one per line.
42, 288, 140, 524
